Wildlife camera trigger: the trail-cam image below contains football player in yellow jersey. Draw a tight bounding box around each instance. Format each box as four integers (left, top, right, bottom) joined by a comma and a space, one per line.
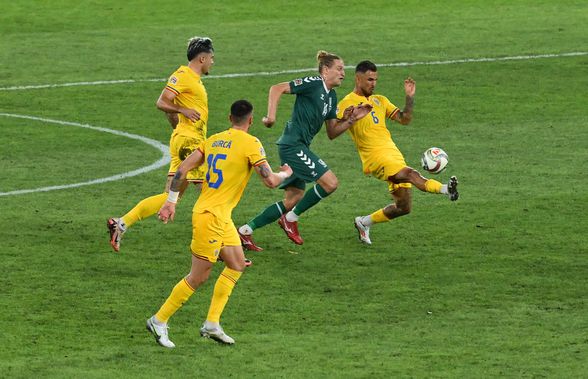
145, 100, 292, 347
335, 61, 459, 245
107, 37, 214, 252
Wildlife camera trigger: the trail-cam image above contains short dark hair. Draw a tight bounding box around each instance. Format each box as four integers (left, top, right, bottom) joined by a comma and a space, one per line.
187, 37, 214, 61
355, 60, 378, 73
230, 100, 253, 124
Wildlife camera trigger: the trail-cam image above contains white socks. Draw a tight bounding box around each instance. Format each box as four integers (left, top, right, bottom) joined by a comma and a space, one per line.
285, 211, 299, 222
238, 224, 253, 235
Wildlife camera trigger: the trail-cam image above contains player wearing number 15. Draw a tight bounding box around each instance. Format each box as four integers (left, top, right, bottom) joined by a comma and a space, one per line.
146, 100, 292, 348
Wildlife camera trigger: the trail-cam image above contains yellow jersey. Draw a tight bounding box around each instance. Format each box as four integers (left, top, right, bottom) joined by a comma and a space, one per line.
337, 92, 401, 172
194, 128, 267, 222
165, 65, 208, 139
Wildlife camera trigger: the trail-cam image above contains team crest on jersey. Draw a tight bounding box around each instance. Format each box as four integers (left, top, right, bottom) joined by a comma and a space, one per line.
294, 79, 303, 86
169, 76, 178, 85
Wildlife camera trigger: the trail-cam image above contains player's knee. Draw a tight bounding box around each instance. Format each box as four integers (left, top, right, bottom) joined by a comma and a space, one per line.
396, 201, 411, 216
321, 177, 338, 193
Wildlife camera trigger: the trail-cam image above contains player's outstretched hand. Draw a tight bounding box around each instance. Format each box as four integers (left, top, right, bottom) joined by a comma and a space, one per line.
262, 116, 275, 128
404, 77, 416, 97
352, 103, 373, 120
158, 202, 176, 224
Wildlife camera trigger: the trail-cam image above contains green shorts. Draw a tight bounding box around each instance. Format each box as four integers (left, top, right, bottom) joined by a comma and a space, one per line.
278, 144, 329, 190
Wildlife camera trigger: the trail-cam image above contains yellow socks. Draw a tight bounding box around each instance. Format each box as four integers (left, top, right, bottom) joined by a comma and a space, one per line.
155, 278, 195, 323
121, 192, 168, 227
424, 179, 443, 194
370, 208, 391, 224
206, 268, 242, 323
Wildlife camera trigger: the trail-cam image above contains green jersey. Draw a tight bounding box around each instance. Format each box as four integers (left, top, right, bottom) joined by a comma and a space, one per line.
276, 76, 338, 147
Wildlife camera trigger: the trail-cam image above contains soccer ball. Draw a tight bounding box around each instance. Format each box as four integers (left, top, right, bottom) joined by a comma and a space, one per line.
421, 147, 449, 174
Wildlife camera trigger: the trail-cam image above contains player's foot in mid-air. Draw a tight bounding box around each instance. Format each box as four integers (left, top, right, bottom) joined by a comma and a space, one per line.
354, 217, 372, 245
146, 316, 175, 348
448, 176, 459, 201
107, 218, 126, 252
278, 215, 303, 245
238, 231, 264, 251
200, 322, 235, 345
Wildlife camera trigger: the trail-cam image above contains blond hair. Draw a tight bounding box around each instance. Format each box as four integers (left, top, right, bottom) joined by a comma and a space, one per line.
317, 50, 341, 73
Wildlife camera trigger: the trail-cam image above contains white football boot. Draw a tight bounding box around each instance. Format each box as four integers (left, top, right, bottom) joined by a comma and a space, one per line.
200, 322, 235, 345
107, 218, 126, 252
146, 317, 175, 348
354, 217, 372, 245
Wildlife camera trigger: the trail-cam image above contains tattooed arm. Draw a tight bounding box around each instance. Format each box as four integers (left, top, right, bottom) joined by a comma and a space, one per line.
254, 162, 293, 188
158, 149, 204, 223
393, 77, 415, 125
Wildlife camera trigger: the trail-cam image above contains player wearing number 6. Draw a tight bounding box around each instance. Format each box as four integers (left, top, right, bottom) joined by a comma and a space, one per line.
335, 61, 459, 245
146, 100, 292, 348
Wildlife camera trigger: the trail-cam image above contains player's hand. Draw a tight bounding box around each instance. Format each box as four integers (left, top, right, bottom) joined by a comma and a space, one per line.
181, 108, 201, 122
280, 164, 293, 178
404, 77, 416, 97
158, 202, 176, 224
262, 116, 275, 128
341, 106, 354, 121
351, 103, 373, 120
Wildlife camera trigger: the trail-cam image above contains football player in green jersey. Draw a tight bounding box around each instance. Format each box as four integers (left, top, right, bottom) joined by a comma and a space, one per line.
237, 50, 372, 250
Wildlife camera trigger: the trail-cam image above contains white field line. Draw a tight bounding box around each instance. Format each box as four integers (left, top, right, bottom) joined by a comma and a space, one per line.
0, 52, 585, 91
0, 113, 170, 197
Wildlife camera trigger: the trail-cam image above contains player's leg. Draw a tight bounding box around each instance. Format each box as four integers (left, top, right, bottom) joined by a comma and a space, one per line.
278, 146, 334, 244
354, 184, 412, 245
201, 224, 245, 345
391, 167, 459, 200
147, 211, 220, 348
238, 180, 305, 251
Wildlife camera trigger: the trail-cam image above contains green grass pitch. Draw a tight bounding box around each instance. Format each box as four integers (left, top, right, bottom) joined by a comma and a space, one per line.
1, 1, 586, 377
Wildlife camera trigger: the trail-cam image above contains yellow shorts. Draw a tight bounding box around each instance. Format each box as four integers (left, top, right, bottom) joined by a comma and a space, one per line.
364, 151, 412, 193
190, 211, 240, 263
168, 132, 206, 182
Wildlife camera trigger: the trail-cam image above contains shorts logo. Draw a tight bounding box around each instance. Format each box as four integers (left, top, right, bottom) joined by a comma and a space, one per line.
209, 239, 217, 243
214, 249, 220, 257
296, 150, 315, 169
169, 76, 178, 85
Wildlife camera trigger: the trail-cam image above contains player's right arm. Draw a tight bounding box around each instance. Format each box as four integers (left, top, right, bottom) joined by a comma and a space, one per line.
158, 148, 205, 223
254, 162, 293, 188
156, 87, 201, 123
262, 82, 291, 128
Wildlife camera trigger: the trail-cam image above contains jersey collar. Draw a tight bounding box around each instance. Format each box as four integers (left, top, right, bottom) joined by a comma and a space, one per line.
321, 78, 330, 93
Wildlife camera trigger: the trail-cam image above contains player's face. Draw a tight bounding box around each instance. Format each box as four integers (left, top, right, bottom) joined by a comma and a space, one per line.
357, 70, 378, 97
201, 53, 215, 75
325, 59, 345, 88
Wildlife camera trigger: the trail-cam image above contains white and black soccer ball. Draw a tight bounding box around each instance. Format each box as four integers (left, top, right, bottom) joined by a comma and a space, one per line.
421, 147, 449, 174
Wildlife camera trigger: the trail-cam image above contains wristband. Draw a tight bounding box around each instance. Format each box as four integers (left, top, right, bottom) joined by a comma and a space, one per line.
167, 190, 180, 204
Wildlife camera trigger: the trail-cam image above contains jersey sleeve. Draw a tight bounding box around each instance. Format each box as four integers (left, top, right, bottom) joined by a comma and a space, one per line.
247, 137, 268, 167
289, 76, 322, 95
165, 70, 190, 96
383, 96, 400, 120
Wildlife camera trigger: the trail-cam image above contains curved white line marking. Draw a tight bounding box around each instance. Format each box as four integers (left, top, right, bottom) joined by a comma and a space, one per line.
0, 113, 170, 197
0, 52, 585, 91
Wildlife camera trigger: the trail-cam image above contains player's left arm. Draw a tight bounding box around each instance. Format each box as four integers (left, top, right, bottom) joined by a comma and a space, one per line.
158, 149, 205, 223
326, 103, 373, 140
392, 77, 415, 125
